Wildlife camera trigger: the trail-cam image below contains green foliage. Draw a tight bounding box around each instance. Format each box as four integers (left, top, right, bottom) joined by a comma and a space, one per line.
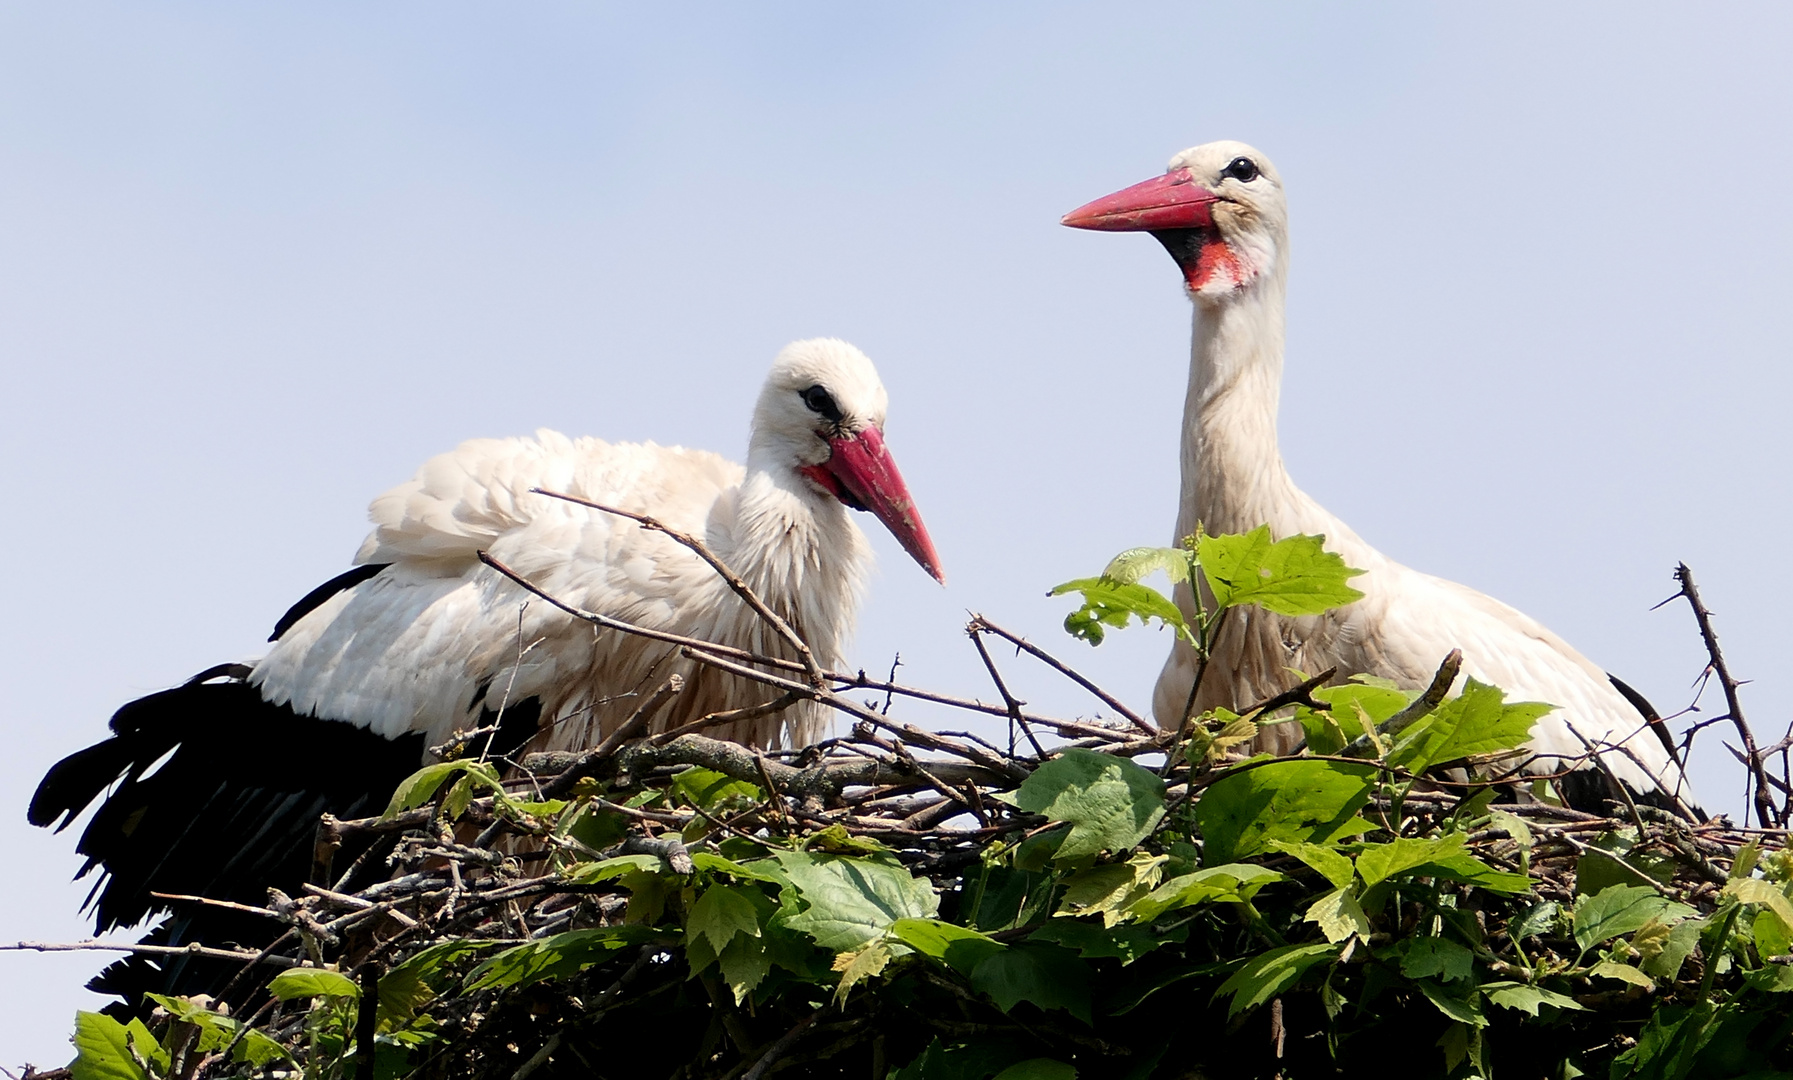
71, 1012, 164, 1080
1194, 759, 1376, 864
995, 748, 1166, 860
1193, 527, 1365, 616
73, 526, 1793, 1079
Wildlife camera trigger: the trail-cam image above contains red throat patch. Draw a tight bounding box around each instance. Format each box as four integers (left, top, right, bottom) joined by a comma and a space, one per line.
1184, 236, 1249, 292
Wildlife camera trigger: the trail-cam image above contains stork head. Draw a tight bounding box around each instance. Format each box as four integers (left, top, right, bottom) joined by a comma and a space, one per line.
1061, 140, 1287, 302
751, 338, 943, 583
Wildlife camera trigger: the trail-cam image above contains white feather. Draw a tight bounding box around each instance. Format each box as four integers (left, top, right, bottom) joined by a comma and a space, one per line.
253, 339, 894, 757
1098, 141, 1694, 803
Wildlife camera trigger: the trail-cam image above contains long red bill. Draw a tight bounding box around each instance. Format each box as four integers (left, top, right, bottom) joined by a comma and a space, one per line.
1061, 167, 1218, 232
807, 426, 944, 584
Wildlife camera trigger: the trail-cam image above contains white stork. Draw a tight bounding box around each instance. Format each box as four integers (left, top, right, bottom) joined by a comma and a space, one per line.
1062, 142, 1696, 812
31, 337, 941, 985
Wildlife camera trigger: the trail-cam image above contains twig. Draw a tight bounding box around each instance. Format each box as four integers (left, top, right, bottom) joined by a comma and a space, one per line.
1673, 564, 1777, 827
531, 488, 826, 687
353, 962, 381, 1080
967, 622, 1048, 760
0, 939, 303, 968
1338, 651, 1461, 759
651, 693, 799, 745
968, 614, 1156, 735
741, 1011, 820, 1080
533, 675, 685, 806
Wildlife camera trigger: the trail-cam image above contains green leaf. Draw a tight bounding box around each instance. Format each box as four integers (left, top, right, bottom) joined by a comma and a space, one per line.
142, 995, 290, 1067
993, 748, 1165, 861
773, 851, 939, 951
803, 823, 891, 856
381, 759, 503, 819
1213, 943, 1339, 1018
1356, 835, 1468, 887
1268, 840, 1355, 888
1588, 961, 1656, 988
831, 940, 891, 1004
1127, 864, 1285, 922
565, 854, 665, 883
1296, 682, 1410, 755
970, 942, 1093, 1023
268, 968, 360, 1001
670, 766, 761, 809
1414, 980, 1486, 1027
1101, 546, 1193, 586
1510, 901, 1561, 941
1029, 919, 1182, 966
889, 918, 1005, 975
1639, 917, 1705, 981
1386, 679, 1550, 773
688, 884, 765, 954
1049, 577, 1191, 647
1724, 877, 1793, 933
993, 1061, 1078, 1080
1482, 981, 1586, 1016
688, 851, 785, 884
1399, 938, 1475, 983
1194, 759, 1376, 865
1348, 834, 1531, 893
892, 1038, 1033, 1080
1195, 527, 1365, 616
1754, 908, 1793, 959
718, 935, 773, 1003
1054, 852, 1166, 926
1573, 885, 1696, 958
378, 940, 501, 1023
71, 1012, 161, 1080
1303, 886, 1370, 944
464, 926, 657, 991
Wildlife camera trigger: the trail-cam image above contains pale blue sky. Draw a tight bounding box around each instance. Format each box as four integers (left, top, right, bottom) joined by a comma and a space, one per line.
5, 3, 1792, 1063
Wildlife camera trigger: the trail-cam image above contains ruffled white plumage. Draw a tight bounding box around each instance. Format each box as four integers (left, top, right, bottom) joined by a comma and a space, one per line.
254, 340, 907, 758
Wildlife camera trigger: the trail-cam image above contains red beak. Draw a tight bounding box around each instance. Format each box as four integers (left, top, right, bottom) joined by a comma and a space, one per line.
803, 426, 944, 584
1061, 167, 1218, 232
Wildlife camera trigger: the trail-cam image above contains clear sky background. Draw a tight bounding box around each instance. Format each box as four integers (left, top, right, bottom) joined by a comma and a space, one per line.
4, 2, 1791, 1064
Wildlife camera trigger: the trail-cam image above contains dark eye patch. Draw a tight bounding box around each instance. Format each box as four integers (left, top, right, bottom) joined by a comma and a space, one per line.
800, 385, 843, 423
1222, 157, 1259, 183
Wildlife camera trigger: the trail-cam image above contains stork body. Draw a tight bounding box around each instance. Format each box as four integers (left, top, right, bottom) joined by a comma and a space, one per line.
1063, 143, 1695, 809
31, 338, 941, 1002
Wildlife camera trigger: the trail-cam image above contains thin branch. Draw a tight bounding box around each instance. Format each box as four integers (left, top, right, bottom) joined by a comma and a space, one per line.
967, 622, 1048, 760
0, 939, 303, 968
969, 614, 1156, 735
532, 488, 825, 687
1674, 563, 1777, 828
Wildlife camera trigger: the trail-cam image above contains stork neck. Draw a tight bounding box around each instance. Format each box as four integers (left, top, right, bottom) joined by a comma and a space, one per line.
1181, 275, 1300, 537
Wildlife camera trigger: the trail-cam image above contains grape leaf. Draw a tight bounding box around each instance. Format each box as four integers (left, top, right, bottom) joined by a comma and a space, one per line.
268, 969, 359, 1001
1387, 679, 1550, 773
688, 884, 766, 954
774, 851, 939, 951
1049, 577, 1191, 647
994, 748, 1166, 861
464, 926, 658, 990
890, 918, 1006, 975
1195, 760, 1376, 865
1100, 546, 1192, 585
1195, 527, 1365, 616
71, 1012, 163, 1080
1214, 943, 1339, 1018
970, 942, 1093, 1022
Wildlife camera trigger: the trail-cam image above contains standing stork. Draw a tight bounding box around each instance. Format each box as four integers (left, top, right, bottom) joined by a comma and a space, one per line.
31, 337, 942, 1002
1061, 142, 1696, 813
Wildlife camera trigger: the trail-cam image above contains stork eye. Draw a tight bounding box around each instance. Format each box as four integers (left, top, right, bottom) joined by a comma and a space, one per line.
799, 385, 843, 423
1222, 157, 1259, 183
